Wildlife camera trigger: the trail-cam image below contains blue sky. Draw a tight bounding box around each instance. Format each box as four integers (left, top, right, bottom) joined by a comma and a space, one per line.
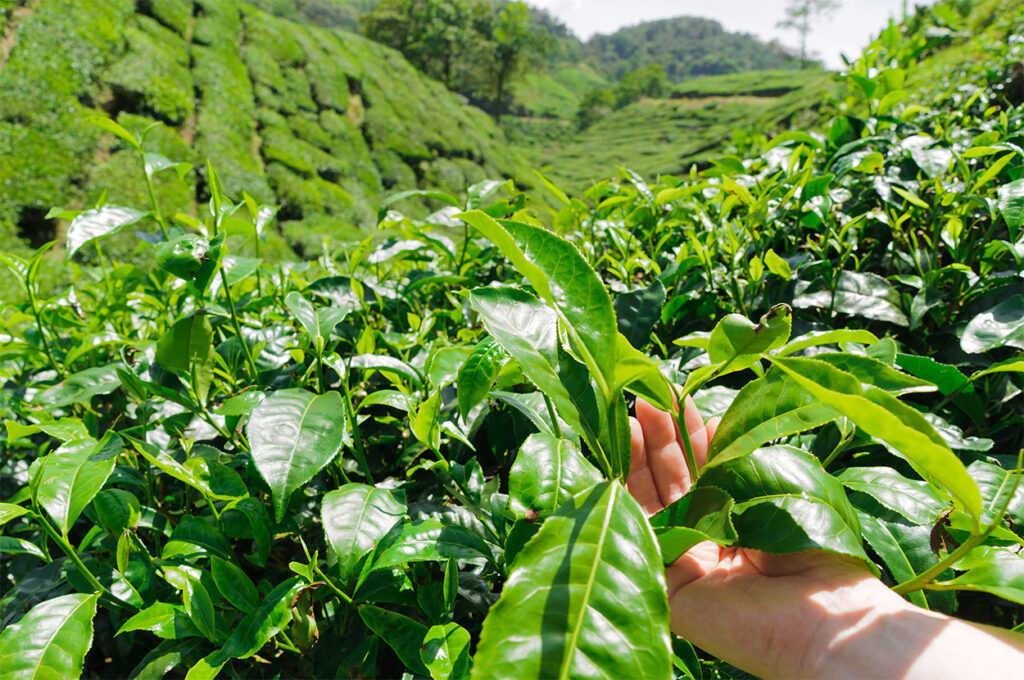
527, 0, 939, 69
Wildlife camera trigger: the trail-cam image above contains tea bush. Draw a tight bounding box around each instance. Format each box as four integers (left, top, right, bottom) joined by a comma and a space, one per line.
0, 2, 1023, 679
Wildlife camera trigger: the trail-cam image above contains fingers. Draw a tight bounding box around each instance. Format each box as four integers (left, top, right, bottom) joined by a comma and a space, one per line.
635, 396, 690, 507
628, 417, 663, 514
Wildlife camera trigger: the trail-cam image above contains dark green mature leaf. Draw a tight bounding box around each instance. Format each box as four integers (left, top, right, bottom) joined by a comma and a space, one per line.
507, 432, 602, 520
457, 337, 507, 419
937, 547, 1024, 604
363, 520, 494, 579
130, 639, 206, 680
65, 206, 146, 258
247, 389, 347, 522
837, 467, 946, 525
200, 578, 304, 669
768, 356, 982, 520
116, 602, 202, 640
472, 482, 672, 680
0, 593, 99, 679
36, 435, 119, 535
285, 291, 354, 344
895, 353, 983, 424
35, 365, 121, 407
162, 516, 231, 560
614, 280, 666, 349
155, 234, 208, 281
92, 488, 141, 535
211, 557, 259, 614
698, 445, 866, 563
793, 271, 908, 326
960, 295, 1024, 353
156, 313, 214, 403
708, 367, 839, 465
348, 354, 424, 386
359, 605, 430, 675
459, 212, 618, 387
650, 486, 737, 563
322, 483, 407, 586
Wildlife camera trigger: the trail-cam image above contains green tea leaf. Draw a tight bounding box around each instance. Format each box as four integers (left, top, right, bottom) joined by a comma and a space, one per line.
507, 432, 602, 520
206, 578, 304, 665
936, 547, 1024, 604
456, 337, 507, 419
613, 280, 666, 349
156, 313, 214, 403
36, 435, 119, 535
812, 353, 936, 395
708, 368, 839, 465
707, 303, 792, 371
997, 178, 1024, 233
364, 519, 494, 578
698, 446, 868, 562
322, 483, 406, 586
420, 623, 471, 680
471, 482, 671, 680
967, 460, 1024, 526
650, 486, 737, 562
65, 206, 146, 259
35, 365, 121, 407
0, 593, 99, 679
768, 356, 982, 520
960, 295, 1024, 354
247, 389, 347, 523
359, 605, 429, 675
459, 212, 618, 390
837, 467, 946, 525
116, 602, 203, 640
793, 271, 908, 326
211, 557, 259, 614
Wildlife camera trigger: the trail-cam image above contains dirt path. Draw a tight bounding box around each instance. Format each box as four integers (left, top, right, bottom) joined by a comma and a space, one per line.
0, 2, 37, 70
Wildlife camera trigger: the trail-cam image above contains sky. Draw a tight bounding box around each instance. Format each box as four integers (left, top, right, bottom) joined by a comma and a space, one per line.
527, 0, 939, 69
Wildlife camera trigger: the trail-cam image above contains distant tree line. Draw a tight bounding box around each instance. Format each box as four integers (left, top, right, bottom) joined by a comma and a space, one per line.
587, 17, 808, 81
361, 0, 550, 122
575, 64, 669, 130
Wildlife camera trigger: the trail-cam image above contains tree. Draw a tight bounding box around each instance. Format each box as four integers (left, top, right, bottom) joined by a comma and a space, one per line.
483, 1, 549, 123
360, 0, 488, 90
776, 0, 841, 69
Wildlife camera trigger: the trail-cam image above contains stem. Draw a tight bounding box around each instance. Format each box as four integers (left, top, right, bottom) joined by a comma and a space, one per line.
141, 160, 169, 240
339, 375, 373, 482
35, 511, 116, 603
542, 392, 562, 439
218, 267, 260, 380
821, 428, 854, 469
25, 283, 64, 378
669, 384, 699, 483
312, 564, 353, 605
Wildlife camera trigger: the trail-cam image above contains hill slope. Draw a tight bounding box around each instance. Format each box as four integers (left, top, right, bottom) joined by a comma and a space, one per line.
0, 0, 531, 257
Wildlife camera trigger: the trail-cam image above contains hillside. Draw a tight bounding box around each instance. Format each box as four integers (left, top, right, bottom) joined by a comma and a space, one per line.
0, 0, 531, 258
510, 69, 831, 191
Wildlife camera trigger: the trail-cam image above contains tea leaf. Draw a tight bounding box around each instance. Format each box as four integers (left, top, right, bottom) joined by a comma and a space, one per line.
0, 593, 99, 679
472, 482, 671, 679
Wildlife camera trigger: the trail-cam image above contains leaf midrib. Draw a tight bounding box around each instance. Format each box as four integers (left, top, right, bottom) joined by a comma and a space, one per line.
26, 596, 93, 680
557, 485, 616, 680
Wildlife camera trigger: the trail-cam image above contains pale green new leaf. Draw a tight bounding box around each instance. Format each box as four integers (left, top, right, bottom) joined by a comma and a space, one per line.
768, 356, 982, 520
471, 482, 671, 680
707, 368, 839, 465
0, 593, 99, 680
247, 389, 347, 522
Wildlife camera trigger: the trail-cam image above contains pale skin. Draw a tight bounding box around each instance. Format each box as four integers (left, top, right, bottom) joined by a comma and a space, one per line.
628, 395, 1024, 679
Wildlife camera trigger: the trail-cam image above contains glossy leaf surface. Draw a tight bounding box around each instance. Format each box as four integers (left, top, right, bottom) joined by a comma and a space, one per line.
0, 593, 99, 680
36, 435, 119, 535
65, 206, 146, 258
507, 432, 602, 520
472, 482, 671, 680
322, 483, 407, 586
247, 389, 347, 522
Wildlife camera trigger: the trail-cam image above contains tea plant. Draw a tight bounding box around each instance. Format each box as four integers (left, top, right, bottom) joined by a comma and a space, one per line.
1, 3, 1023, 679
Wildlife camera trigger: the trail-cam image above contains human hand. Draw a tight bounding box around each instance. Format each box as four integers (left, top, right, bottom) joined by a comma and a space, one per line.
628, 395, 896, 678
